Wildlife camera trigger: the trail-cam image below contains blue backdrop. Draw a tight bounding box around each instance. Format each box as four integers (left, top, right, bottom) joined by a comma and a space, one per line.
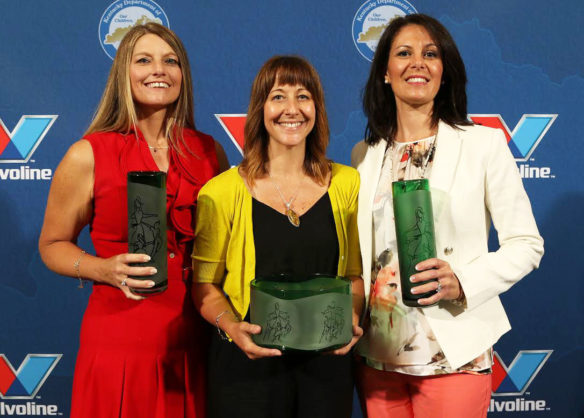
1, 0, 582, 416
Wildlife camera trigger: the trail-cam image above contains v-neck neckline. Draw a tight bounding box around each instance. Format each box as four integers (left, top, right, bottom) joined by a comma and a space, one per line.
252, 191, 329, 219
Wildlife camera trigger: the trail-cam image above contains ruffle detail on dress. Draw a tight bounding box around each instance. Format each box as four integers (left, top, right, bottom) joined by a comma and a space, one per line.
108, 127, 218, 247
167, 129, 219, 246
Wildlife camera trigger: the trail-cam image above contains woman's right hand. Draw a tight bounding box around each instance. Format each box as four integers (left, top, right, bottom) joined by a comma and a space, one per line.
223, 320, 282, 360
192, 284, 281, 359
98, 253, 157, 301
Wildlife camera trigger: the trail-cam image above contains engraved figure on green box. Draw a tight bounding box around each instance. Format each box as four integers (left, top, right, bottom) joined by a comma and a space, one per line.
128, 196, 161, 258
263, 303, 292, 343
404, 207, 433, 274
320, 301, 345, 342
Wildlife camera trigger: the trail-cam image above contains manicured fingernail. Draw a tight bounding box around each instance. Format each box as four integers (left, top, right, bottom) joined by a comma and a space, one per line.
144, 255, 151, 261
147, 281, 155, 287
411, 288, 417, 294
410, 276, 415, 282
415, 264, 421, 271
150, 268, 157, 274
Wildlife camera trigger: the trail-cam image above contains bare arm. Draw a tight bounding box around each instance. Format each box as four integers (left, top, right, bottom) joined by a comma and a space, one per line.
39, 139, 157, 300
193, 283, 282, 359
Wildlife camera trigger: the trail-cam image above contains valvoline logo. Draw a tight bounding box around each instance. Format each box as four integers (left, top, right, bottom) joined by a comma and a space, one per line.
0, 116, 57, 163
469, 114, 557, 162
0, 354, 61, 399
492, 350, 552, 396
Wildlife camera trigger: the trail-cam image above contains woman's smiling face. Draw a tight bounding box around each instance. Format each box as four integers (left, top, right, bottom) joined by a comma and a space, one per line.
385, 24, 443, 109
263, 81, 316, 149
129, 33, 182, 112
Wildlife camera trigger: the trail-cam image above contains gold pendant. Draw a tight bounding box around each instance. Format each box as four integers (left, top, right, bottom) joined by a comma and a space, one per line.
286, 208, 300, 227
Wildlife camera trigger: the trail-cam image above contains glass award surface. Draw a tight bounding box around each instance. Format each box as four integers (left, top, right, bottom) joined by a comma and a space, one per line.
392, 179, 437, 307
127, 171, 168, 294
250, 275, 352, 352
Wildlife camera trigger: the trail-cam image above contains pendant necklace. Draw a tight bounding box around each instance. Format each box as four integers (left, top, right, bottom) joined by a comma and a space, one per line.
148, 145, 169, 153
269, 175, 302, 227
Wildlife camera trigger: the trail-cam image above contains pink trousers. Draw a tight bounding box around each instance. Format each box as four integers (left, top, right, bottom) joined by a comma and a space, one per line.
356, 362, 491, 418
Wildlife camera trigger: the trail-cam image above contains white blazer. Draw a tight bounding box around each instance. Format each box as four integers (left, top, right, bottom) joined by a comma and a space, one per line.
351, 121, 544, 369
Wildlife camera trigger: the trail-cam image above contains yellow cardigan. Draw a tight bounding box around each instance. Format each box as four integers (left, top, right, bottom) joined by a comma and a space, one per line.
192, 163, 362, 318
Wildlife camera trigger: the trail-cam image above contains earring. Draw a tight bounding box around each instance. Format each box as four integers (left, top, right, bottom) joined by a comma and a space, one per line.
384, 78, 390, 84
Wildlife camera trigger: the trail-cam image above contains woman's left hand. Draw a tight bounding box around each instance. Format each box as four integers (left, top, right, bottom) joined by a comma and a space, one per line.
410, 258, 463, 306
331, 323, 363, 355
329, 275, 365, 355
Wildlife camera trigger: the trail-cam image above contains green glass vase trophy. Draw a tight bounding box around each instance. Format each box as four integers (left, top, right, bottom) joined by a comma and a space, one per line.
250, 275, 353, 352
127, 171, 168, 294
392, 179, 437, 307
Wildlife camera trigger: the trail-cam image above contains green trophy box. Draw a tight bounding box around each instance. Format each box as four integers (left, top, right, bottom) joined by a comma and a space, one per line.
250, 275, 352, 352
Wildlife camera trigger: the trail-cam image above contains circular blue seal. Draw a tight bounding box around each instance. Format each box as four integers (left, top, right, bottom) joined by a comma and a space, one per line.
98, 0, 170, 60
352, 0, 417, 62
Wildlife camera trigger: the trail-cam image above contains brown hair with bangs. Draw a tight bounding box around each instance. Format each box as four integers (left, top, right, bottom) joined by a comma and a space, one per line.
240, 55, 330, 185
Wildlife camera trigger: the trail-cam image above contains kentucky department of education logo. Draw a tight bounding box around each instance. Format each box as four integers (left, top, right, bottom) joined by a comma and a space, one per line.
99, 0, 170, 60
352, 0, 417, 61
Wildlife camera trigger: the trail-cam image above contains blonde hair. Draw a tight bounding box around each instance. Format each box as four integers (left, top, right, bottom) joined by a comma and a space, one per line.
85, 22, 195, 151
240, 56, 330, 185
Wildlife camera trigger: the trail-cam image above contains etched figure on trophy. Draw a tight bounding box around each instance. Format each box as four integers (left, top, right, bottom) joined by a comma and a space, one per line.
263, 303, 292, 343
320, 301, 345, 343
404, 206, 433, 275
128, 196, 163, 258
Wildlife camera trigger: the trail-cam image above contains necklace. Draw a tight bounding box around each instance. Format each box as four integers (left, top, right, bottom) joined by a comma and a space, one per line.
148, 145, 169, 153
269, 175, 302, 227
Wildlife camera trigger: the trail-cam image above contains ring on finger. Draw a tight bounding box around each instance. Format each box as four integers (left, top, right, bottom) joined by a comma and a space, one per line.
436, 282, 442, 293
120, 279, 128, 287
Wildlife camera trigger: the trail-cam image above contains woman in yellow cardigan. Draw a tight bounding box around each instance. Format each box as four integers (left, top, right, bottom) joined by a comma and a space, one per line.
192, 56, 364, 418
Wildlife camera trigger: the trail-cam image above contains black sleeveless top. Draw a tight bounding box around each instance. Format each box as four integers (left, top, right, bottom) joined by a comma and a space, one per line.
252, 193, 339, 278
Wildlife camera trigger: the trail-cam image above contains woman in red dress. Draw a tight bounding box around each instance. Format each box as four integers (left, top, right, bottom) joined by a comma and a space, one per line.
39, 23, 228, 418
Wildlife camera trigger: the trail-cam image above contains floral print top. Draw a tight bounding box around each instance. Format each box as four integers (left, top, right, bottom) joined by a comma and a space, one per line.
356, 136, 492, 375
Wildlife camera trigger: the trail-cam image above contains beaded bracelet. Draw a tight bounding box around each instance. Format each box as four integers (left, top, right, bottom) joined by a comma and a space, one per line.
215, 310, 234, 341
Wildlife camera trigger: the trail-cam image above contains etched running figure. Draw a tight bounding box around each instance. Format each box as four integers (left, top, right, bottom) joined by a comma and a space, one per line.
128, 196, 161, 257
320, 301, 345, 342
404, 206, 433, 274
263, 303, 292, 343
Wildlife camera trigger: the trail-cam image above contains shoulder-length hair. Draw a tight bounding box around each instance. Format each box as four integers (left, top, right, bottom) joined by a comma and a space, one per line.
363, 13, 471, 145
84, 22, 195, 152
240, 55, 330, 185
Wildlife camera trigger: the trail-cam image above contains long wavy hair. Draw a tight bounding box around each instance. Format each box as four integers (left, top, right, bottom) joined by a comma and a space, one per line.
363, 14, 471, 145
84, 22, 195, 151
240, 56, 330, 185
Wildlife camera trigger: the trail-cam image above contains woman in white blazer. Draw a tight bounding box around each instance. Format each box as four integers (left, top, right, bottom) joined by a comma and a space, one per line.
351, 14, 543, 418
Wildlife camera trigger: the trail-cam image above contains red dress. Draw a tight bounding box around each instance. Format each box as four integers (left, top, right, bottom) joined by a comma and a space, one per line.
70, 128, 219, 418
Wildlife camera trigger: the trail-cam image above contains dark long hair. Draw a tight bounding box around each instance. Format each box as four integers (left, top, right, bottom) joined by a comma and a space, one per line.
241, 56, 330, 185
363, 14, 471, 145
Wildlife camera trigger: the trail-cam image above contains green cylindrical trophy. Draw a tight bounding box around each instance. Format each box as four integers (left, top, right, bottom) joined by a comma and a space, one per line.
250, 275, 352, 352
392, 179, 437, 307
127, 171, 168, 294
